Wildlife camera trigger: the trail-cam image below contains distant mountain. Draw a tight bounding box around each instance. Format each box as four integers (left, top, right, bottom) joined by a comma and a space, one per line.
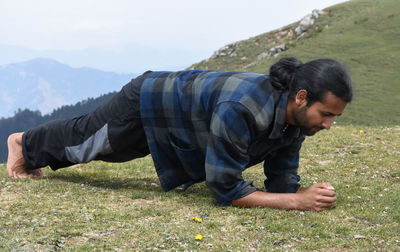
0, 58, 135, 118
0, 92, 117, 163
0, 44, 208, 74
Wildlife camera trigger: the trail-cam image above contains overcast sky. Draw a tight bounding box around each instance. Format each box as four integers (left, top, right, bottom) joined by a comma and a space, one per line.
0, 0, 348, 71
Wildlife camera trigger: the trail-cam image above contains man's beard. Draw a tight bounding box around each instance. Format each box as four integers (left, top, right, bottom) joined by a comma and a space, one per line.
292, 106, 323, 136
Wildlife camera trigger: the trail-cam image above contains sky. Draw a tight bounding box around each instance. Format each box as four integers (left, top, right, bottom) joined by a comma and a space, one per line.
0, 0, 348, 72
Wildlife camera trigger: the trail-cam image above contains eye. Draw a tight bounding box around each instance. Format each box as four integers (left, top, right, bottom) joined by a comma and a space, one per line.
321, 112, 334, 117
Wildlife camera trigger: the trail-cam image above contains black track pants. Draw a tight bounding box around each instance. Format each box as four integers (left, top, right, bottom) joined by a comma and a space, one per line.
22, 73, 151, 170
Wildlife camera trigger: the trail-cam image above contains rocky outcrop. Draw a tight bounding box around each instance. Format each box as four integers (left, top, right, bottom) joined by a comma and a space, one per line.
295, 9, 325, 37
209, 42, 239, 60
244, 44, 288, 68
269, 44, 288, 57
194, 9, 327, 69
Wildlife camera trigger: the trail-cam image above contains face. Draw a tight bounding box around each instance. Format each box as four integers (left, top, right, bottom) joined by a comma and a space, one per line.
292, 92, 347, 136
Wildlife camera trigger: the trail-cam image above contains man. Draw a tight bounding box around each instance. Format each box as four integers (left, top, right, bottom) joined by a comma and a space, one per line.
6, 57, 353, 212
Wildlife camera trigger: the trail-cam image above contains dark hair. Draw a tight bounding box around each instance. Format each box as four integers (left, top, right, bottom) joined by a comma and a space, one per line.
269, 57, 353, 106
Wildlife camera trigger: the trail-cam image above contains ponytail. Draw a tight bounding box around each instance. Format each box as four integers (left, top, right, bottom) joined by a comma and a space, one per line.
269, 57, 303, 91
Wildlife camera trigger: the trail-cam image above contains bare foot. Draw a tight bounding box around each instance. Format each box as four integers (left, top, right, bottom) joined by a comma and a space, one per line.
6, 132, 45, 178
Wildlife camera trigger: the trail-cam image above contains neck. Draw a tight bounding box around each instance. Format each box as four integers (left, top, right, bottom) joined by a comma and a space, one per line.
285, 100, 296, 125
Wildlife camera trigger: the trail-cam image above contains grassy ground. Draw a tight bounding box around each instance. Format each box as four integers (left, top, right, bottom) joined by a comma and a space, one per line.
1, 125, 399, 251
2, 1, 399, 250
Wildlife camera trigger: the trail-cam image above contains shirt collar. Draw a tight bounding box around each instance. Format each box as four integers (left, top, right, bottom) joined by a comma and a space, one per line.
269, 92, 290, 139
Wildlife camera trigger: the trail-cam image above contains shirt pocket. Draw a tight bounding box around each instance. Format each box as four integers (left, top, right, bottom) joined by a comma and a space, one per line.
168, 134, 205, 179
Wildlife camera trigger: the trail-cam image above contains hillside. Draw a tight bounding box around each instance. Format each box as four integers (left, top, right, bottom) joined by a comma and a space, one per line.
190, 0, 400, 126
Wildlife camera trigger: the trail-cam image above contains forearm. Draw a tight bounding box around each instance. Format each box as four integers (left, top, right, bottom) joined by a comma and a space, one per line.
232, 183, 337, 211
231, 191, 300, 210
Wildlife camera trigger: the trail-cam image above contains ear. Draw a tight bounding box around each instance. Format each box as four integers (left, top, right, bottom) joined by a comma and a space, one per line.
295, 89, 308, 106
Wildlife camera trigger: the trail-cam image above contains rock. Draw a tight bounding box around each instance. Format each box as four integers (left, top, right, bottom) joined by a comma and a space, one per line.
296, 32, 306, 40
257, 52, 269, 60
312, 9, 325, 19
300, 14, 315, 30
211, 42, 239, 58
294, 9, 325, 37
244, 62, 256, 68
294, 26, 303, 37
311, 9, 324, 19
296, 14, 315, 36
269, 44, 287, 57
246, 44, 288, 68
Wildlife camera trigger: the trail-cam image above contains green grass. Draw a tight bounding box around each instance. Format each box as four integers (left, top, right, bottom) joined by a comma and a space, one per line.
190, 0, 400, 126
1, 125, 399, 251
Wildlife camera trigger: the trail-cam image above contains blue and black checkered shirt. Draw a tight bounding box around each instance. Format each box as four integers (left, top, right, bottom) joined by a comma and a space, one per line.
139, 70, 305, 205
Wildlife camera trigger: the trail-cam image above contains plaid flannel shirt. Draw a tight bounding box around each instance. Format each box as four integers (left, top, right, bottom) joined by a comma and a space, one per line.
139, 70, 305, 206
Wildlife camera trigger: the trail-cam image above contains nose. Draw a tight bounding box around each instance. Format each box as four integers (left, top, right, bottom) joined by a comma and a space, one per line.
322, 117, 334, 130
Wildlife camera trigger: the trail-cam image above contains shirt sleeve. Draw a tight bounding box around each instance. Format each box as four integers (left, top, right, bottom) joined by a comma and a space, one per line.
205, 102, 260, 206
263, 135, 305, 193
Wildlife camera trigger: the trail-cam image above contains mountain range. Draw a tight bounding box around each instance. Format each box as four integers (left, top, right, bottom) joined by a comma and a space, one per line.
0, 44, 207, 74
0, 58, 135, 118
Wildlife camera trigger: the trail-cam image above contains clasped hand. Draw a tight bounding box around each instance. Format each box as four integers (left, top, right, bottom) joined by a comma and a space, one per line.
296, 182, 337, 212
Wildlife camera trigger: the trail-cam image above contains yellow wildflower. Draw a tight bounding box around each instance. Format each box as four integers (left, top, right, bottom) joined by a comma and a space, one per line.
360, 130, 364, 133
108, 163, 113, 167
195, 234, 203, 240
191, 216, 202, 223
